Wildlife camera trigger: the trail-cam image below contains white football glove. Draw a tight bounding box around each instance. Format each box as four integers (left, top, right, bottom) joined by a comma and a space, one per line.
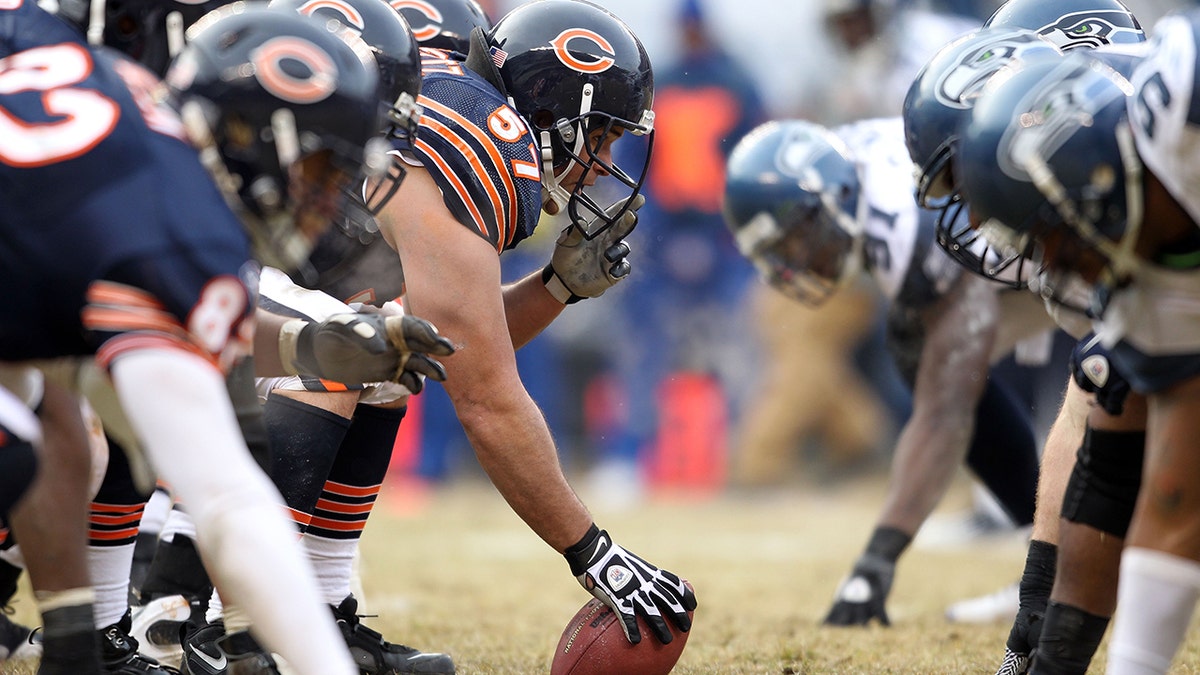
563, 524, 696, 645
543, 194, 645, 304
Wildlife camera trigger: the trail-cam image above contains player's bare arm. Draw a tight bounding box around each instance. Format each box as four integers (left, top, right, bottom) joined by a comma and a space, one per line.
380, 165, 593, 551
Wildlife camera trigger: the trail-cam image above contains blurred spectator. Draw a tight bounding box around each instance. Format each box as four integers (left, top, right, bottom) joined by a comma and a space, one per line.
817, 0, 978, 123
582, 0, 766, 504
731, 279, 894, 488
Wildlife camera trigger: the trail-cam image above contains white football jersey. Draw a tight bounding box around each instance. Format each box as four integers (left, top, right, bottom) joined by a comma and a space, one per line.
835, 117, 960, 306
1129, 11, 1200, 227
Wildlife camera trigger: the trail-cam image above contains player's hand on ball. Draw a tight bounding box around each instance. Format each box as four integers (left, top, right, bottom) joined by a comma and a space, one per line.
563, 524, 697, 645
543, 194, 645, 303
823, 553, 895, 626
995, 602, 1044, 675
280, 312, 454, 391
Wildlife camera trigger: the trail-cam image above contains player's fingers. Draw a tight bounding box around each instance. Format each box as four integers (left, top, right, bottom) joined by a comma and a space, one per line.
618, 612, 642, 645
398, 371, 424, 395
604, 241, 630, 264
641, 609, 673, 645
404, 354, 447, 382
391, 316, 456, 356
608, 260, 631, 280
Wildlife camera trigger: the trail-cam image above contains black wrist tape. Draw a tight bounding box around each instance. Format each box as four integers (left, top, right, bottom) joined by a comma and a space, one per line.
865, 526, 911, 563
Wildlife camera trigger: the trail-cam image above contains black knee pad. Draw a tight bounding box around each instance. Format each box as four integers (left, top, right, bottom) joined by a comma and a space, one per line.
1060, 428, 1144, 538
0, 431, 38, 515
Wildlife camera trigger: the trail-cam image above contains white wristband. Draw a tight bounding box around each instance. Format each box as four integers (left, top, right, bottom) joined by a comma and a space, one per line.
277, 319, 306, 376
542, 265, 576, 304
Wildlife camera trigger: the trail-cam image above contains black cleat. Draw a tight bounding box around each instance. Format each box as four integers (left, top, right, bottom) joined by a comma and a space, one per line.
99, 610, 179, 674
179, 621, 281, 675
331, 595, 455, 675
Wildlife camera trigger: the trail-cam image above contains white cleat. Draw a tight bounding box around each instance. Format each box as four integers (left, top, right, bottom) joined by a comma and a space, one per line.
129, 594, 195, 668
945, 580, 1020, 624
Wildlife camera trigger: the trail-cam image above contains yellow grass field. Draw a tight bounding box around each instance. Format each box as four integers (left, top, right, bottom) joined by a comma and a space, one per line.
5, 472, 1200, 674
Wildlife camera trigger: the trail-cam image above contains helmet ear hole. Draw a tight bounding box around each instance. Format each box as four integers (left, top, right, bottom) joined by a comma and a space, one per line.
530, 109, 556, 131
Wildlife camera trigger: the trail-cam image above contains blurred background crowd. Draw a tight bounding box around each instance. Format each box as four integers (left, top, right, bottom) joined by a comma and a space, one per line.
393, 0, 1196, 514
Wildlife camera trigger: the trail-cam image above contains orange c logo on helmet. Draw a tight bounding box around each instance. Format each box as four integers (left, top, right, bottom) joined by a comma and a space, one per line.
550, 28, 615, 74
251, 37, 339, 104
389, 0, 443, 42
296, 0, 366, 31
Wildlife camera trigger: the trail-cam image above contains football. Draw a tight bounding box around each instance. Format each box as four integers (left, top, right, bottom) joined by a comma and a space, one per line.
550, 586, 694, 675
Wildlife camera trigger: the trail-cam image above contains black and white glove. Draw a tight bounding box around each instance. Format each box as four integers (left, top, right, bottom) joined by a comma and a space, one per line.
279, 313, 454, 393
542, 195, 645, 304
996, 540, 1056, 675
824, 552, 896, 626
563, 524, 697, 645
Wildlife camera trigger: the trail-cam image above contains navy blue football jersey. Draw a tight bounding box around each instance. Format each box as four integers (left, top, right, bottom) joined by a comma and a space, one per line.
0, 1, 255, 371
406, 47, 543, 253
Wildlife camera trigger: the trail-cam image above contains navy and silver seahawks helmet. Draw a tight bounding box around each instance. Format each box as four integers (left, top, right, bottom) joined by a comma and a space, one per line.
955, 50, 1141, 311
902, 27, 1060, 285
486, 0, 655, 238
167, 4, 389, 277
389, 0, 490, 53
722, 120, 862, 307
985, 0, 1144, 51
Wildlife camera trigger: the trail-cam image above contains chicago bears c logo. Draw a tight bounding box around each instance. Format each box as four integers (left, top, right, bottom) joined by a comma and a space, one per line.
251, 37, 338, 104
550, 28, 615, 74
295, 0, 366, 31
389, 0, 443, 43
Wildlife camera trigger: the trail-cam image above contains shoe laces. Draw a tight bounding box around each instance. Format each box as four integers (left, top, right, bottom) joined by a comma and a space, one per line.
332, 597, 420, 652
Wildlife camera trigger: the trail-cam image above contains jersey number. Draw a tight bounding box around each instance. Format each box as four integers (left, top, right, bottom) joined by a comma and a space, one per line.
0, 43, 120, 168
1133, 70, 1170, 140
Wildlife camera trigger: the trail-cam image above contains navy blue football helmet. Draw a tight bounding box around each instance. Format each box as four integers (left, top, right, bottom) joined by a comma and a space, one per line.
484, 0, 655, 238
722, 120, 862, 306
903, 27, 1060, 286
52, 0, 238, 76
167, 5, 390, 277
389, 0, 490, 53
271, 0, 422, 215
955, 50, 1142, 312
985, 0, 1144, 51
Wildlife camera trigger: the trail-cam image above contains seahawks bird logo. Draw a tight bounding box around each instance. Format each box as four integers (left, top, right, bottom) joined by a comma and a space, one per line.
934, 30, 1057, 110
1036, 10, 1143, 51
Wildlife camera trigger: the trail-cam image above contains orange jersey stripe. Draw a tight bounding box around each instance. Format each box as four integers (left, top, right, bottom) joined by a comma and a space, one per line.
419, 114, 508, 247
89, 528, 139, 541
321, 481, 382, 499
307, 515, 366, 532
420, 97, 520, 244
414, 137, 494, 250
87, 281, 168, 311
89, 512, 144, 526
95, 333, 218, 372
288, 506, 314, 528
90, 502, 147, 513
315, 498, 375, 515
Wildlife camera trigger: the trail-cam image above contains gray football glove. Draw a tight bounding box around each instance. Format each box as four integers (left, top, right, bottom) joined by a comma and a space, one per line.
279, 313, 454, 393
563, 524, 696, 645
543, 195, 645, 304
